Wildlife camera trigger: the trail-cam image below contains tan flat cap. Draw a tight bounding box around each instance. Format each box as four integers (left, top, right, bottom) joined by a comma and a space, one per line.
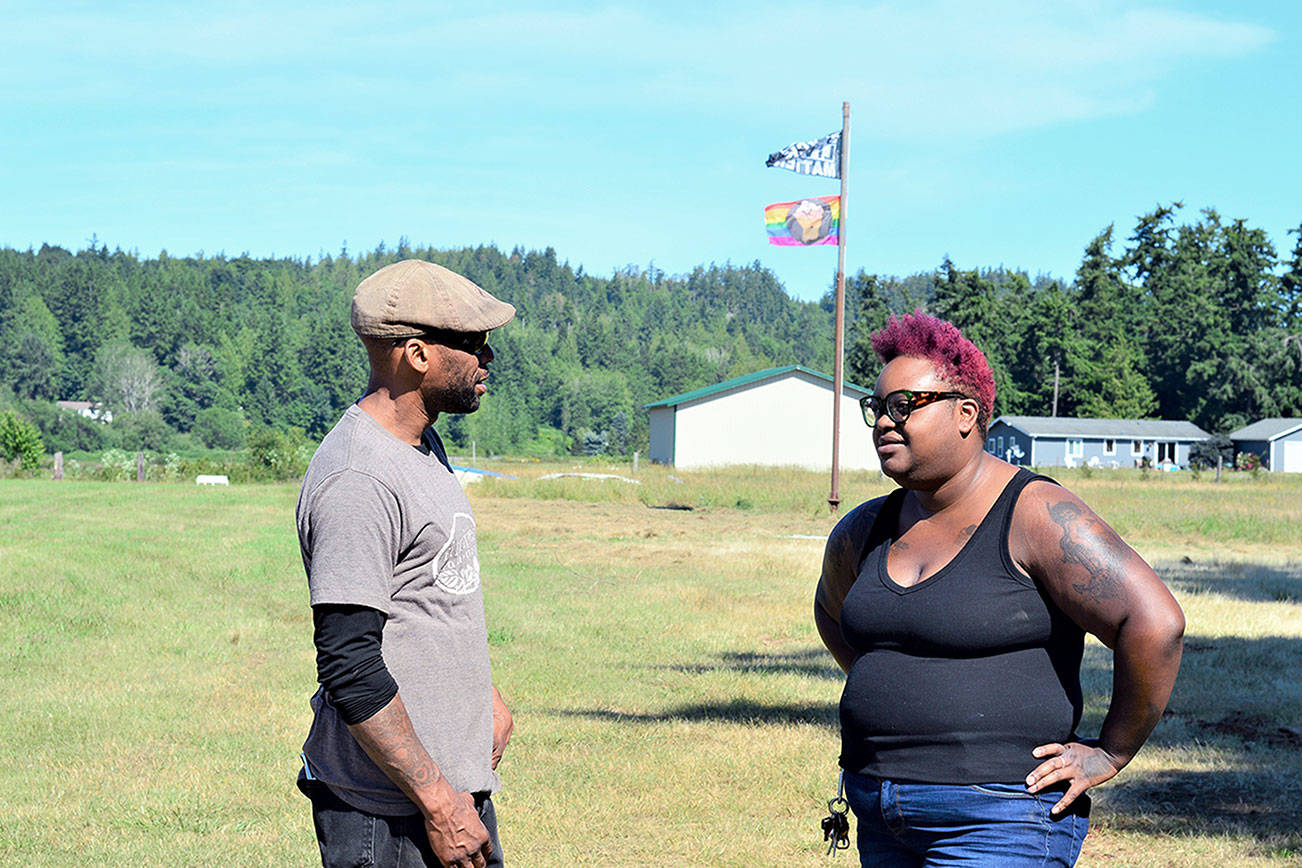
351, 259, 516, 338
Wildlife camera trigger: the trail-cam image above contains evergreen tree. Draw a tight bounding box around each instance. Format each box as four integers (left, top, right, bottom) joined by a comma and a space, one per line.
164, 342, 220, 430
1066, 227, 1156, 418
1252, 328, 1302, 417
1277, 225, 1302, 330
845, 271, 891, 383
1120, 207, 1282, 431
1, 288, 67, 397
1, 219, 1296, 457
1074, 338, 1159, 419
930, 258, 1028, 416
1015, 281, 1082, 416
1127, 207, 1221, 426
10, 333, 60, 400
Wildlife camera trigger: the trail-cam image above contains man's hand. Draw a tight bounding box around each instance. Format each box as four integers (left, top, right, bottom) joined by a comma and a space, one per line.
491, 686, 513, 770
424, 790, 493, 868
346, 693, 494, 866
1026, 739, 1122, 814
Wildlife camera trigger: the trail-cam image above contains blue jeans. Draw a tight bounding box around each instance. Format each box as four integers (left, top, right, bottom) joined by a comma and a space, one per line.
843, 771, 1088, 867
299, 774, 504, 868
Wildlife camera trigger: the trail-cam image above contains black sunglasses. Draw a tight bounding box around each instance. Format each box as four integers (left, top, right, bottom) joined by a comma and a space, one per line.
393, 329, 489, 355
860, 389, 971, 427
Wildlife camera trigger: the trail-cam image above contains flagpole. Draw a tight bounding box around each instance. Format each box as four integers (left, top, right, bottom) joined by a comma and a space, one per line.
829, 101, 849, 513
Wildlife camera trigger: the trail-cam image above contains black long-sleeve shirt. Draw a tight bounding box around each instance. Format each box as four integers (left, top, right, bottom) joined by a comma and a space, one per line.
313, 604, 398, 725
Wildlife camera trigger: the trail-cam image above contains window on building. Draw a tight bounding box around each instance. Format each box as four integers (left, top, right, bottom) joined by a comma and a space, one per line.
1067, 439, 1084, 457
1104, 439, 1116, 455
1132, 440, 1144, 454
987, 438, 995, 453
997, 436, 1004, 455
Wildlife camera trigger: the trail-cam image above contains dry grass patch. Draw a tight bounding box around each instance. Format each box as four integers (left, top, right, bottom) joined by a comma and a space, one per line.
1, 473, 1299, 866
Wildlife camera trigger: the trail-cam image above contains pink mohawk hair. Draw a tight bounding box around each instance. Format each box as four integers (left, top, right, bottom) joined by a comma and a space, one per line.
870, 310, 996, 432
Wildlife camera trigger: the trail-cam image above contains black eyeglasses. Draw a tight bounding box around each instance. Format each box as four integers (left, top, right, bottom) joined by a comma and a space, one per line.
860, 389, 971, 427
393, 330, 489, 355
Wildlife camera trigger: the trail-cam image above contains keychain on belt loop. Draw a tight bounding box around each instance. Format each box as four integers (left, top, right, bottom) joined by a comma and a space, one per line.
820, 770, 850, 855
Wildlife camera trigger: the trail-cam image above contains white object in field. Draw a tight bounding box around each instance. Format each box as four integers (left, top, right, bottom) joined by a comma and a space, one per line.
537, 472, 642, 485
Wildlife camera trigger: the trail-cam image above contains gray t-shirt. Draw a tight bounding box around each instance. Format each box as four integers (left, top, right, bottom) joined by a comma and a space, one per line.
297, 404, 498, 815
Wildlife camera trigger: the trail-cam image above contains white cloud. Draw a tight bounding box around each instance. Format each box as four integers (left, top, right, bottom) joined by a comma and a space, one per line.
416, 1, 1275, 137
0, 1, 1276, 140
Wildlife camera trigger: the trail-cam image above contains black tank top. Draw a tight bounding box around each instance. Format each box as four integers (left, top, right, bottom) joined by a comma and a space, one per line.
838, 469, 1085, 783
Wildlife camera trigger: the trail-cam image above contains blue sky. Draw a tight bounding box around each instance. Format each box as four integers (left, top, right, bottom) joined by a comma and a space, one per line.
3, 1, 1299, 302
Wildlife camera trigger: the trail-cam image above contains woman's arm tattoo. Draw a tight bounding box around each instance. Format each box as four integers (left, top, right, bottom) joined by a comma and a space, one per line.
1046, 501, 1130, 605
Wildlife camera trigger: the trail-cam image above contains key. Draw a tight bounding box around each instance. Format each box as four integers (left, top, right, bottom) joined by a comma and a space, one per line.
821, 795, 850, 854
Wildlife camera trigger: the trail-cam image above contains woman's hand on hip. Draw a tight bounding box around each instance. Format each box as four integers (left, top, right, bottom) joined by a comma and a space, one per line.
1026, 739, 1121, 814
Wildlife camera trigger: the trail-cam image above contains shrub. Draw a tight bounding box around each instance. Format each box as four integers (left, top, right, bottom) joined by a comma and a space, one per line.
112, 410, 178, 452
167, 432, 204, 455
0, 409, 46, 470
151, 452, 183, 481
18, 400, 108, 453
97, 448, 137, 481
1190, 434, 1233, 470
1235, 451, 1263, 473
581, 429, 609, 456
518, 426, 570, 458
193, 407, 247, 450
246, 427, 313, 481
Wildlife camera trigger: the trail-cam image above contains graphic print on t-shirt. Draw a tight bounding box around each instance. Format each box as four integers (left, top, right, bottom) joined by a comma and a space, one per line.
433, 512, 480, 595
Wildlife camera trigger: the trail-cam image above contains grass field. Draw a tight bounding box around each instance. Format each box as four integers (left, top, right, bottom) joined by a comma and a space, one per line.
1, 465, 1300, 866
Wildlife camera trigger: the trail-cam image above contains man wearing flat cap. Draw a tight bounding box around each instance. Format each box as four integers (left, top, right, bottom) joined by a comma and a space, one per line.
295, 260, 516, 868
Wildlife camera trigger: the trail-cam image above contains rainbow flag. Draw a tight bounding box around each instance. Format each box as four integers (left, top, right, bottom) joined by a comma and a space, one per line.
765, 196, 840, 247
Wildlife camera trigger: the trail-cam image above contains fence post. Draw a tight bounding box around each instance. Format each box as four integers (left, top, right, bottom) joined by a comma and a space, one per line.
54, 451, 64, 481
137, 452, 146, 482
633, 450, 639, 473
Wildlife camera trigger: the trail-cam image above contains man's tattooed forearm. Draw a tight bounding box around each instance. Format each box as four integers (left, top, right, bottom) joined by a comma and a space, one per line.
1046, 501, 1129, 604
351, 700, 441, 792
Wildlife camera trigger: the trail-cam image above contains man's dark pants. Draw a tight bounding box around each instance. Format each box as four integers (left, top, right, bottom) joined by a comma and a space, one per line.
299, 774, 503, 868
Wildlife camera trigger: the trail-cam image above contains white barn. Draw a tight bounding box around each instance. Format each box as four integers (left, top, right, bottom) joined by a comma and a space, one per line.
644, 365, 880, 471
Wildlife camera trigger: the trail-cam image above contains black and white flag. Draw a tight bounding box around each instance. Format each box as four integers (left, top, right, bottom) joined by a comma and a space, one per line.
765, 131, 841, 178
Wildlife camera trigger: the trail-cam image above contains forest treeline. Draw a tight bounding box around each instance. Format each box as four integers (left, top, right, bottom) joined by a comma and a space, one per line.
1, 203, 1300, 461
848, 204, 1302, 435
0, 239, 834, 458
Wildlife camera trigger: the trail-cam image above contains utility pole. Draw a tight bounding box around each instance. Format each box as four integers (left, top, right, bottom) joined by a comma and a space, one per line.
1051, 359, 1060, 417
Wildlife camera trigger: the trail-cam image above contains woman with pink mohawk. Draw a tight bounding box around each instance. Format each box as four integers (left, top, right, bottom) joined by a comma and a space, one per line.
815, 311, 1184, 867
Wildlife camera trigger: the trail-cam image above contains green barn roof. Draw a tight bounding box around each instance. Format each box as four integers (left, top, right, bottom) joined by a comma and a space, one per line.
644, 365, 871, 409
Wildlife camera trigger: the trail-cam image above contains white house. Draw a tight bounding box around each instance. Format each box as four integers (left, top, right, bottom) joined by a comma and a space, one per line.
644, 365, 880, 471
56, 400, 113, 424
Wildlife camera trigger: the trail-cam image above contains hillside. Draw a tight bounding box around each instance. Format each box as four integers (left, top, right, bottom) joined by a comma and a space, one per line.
0, 242, 836, 456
